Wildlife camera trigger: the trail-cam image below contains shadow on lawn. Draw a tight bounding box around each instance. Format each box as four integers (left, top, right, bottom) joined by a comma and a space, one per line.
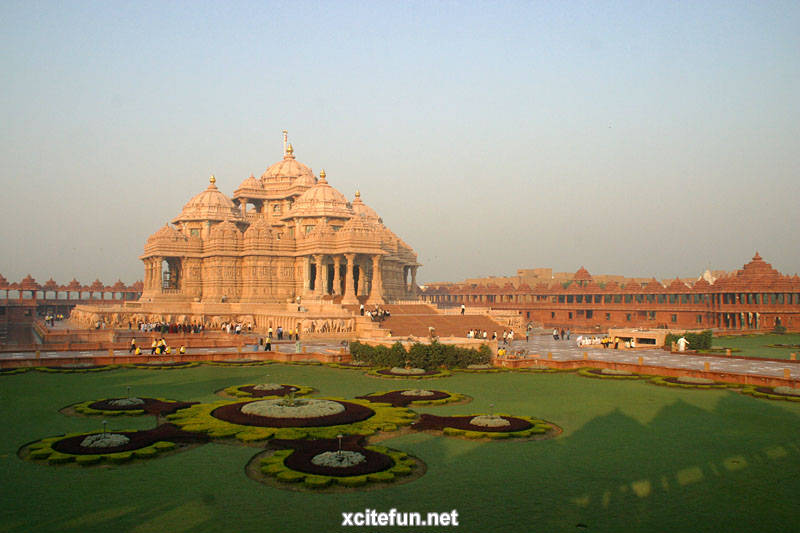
411, 391, 800, 533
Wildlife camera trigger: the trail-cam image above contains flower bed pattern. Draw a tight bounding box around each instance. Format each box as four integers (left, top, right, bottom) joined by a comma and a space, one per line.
356, 389, 468, 407
131, 361, 199, 370
454, 365, 508, 373
254, 436, 420, 490
204, 360, 273, 367
167, 397, 416, 442
37, 364, 119, 373
578, 368, 646, 379
650, 376, 731, 389
70, 397, 197, 417
221, 383, 314, 398
23, 424, 207, 466
368, 368, 452, 379
412, 413, 558, 440
740, 385, 800, 402
1, 367, 30, 375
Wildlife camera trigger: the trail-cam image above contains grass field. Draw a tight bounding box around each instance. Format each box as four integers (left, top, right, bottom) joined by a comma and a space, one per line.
2, 364, 799, 533
711, 333, 800, 359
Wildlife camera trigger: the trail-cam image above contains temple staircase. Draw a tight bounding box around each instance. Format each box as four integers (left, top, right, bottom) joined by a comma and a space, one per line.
345, 303, 508, 338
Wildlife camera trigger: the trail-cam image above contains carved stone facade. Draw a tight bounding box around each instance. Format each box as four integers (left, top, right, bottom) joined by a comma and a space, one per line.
140, 143, 420, 306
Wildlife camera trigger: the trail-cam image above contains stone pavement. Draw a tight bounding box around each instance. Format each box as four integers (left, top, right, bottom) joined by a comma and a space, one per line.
508, 335, 798, 379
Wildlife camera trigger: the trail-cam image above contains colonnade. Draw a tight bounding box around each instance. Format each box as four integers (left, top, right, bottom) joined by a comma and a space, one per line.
302, 253, 384, 304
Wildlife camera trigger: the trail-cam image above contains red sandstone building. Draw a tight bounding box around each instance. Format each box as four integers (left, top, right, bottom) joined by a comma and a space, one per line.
420, 254, 800, 333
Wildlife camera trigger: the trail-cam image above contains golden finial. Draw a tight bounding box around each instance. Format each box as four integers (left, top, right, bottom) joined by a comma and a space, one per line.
286, 143, 294, 155
355, 189, 361, 198
319, 169, 326, 181
209, 175, 216, 184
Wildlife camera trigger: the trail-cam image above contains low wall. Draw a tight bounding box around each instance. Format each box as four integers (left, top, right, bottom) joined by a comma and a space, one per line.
0, 349, 352, 368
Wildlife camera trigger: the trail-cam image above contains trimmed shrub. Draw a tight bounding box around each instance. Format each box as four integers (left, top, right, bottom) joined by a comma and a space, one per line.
350, 340, 490, 370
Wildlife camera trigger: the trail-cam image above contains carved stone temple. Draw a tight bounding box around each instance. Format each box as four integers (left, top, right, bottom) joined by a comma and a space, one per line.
70, 138, 421, 332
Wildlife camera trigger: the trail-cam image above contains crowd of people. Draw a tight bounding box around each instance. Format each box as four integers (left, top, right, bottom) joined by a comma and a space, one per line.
364, 305, 391, 322
43, 314, 65, 326
552, 328, 571, 340
136, 321, 206, 334
127, 337, 186, 356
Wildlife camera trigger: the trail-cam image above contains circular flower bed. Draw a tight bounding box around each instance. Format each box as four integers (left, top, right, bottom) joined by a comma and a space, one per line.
368, 368, 452, 380
740, 385, 800, 402
578, 368, 645, 379
204, 359, 273, 367
70, 397, 197, 417
167, 397, 416, 442
251, 436, 422, 490
455, 364, 507, 373
356, 389, 468, 407
37, 364, 119, 373
131, 361, 199, 370
22, 424, 207, 466
1, 367, 30, 375
221, 383, 314, 399
650, 376, 730, 389
412, 413, 559, 440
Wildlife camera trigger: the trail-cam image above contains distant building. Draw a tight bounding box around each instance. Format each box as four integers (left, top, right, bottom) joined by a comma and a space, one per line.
421, 253, 800, 332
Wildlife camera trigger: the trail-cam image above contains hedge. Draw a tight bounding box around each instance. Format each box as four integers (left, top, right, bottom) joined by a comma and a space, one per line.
350, 341, 491, 370
664, 330, 713, 351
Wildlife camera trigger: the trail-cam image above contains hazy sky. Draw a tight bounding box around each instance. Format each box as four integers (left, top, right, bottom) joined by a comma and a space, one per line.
2, 1, 799, 286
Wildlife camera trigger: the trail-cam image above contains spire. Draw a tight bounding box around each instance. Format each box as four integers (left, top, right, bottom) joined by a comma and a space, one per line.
209, 175, 217, 188
319, 169, 327, 183
355, 189, 361, 198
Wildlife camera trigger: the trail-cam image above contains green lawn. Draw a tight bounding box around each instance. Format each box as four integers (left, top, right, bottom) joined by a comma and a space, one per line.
2, 364, 799, 533
711, 333, 800, 360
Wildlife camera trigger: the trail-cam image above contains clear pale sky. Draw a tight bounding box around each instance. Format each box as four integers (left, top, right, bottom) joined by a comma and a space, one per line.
1, 1, 798, 285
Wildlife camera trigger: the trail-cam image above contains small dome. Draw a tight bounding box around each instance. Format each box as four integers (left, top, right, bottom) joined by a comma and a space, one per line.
147, 224, 186, 244
237, 173, 261, 191
285, 170, 353, 220
209, 220, 242, 242
351, 191, 382, 223
260, 145, 316, 188
173, 177, 244, 224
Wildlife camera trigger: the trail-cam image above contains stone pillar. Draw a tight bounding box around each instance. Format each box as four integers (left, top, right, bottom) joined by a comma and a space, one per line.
342, 254, 357, 305
332, 256, 342, 296
240, 199, 246, 218
357, 261, 367, 297
314, 255, 324, 297
367, 255, 385, 305
410, 266, 418, 297
302, 256, 312, 297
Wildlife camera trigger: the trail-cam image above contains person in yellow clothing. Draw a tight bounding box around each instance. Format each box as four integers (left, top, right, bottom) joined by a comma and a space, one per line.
179, 346, 186, 354
151, 339, 157, 355
134, 346, 141, 355
165, 346, 171, 354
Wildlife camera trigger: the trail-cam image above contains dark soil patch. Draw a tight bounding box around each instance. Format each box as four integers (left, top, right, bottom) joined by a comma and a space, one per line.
754, 386, 800, 398
43, 365, 111, 371
51, 424, 208, 455
88, 398, 197, 416
271, 436, 393, 476
211, 400, 375, 428
376, 369, 442, 377
236, 385, 301, 397
356, 390, 451, 407
412, 413, 533, 433
133, 362, 193, 368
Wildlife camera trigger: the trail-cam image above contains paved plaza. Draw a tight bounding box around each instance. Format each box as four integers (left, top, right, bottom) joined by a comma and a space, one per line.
509, 335, 799, 379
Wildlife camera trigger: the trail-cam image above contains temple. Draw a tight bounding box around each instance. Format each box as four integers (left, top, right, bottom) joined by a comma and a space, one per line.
69, 138, 421, 332
421, 253, 800, 332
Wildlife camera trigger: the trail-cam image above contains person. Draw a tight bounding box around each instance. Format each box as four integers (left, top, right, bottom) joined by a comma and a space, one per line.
676, 336, 689, 352
268, 326, 273, 338
460, 304, 465, 315
129, 338, 136, 353
277, 326, 283, 341
553, 328, 559, 341
134, 346, 141, 355
360, 304, 365, 316
179, 345, 186, 354
151, 339, 157, 355
560, 328, 565, 340
265, 336, 272, 352
566, 328, 571, 340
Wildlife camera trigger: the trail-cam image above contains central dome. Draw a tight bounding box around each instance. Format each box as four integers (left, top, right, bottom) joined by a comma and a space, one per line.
260, 144, 316, 188
173, 177, 244, 224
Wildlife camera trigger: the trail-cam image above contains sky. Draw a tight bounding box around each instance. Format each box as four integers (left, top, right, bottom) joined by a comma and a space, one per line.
1, 0, 799, 286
